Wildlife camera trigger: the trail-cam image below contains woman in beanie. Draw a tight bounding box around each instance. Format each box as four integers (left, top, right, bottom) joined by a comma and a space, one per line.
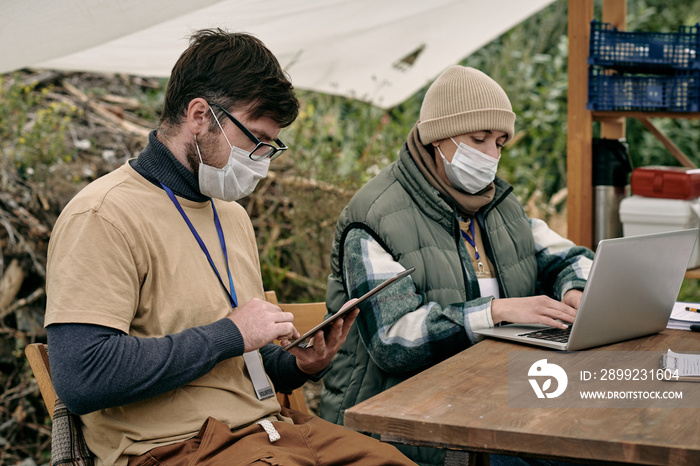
320, 66, 594, 465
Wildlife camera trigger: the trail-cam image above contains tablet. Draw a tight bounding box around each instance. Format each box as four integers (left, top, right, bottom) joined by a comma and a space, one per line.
283, 267, 415, 350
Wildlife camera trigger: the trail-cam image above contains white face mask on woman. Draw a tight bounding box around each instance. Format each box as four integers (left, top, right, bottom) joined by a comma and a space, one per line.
437, 138, 499, 194
196, 108, 270, 201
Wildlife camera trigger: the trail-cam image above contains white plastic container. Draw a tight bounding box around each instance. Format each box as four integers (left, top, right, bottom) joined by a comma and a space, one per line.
619, 195, 700, 269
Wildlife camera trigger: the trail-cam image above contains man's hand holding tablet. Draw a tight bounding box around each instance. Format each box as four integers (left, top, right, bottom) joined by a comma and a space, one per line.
282, 267, 415, 351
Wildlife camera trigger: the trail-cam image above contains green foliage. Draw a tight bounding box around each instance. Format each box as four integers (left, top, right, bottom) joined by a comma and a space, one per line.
679, 279, 700, 302
0, 74, 78, 181
626, 0, 700, 30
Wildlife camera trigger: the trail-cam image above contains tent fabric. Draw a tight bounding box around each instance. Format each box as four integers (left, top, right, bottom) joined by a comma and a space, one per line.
1, 0, 554, 109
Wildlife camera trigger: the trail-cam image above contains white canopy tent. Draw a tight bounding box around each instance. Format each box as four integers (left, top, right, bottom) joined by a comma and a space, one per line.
1, 0, 554, 109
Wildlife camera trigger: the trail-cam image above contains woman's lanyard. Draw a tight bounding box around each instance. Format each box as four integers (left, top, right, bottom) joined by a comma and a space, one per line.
160, 183, 273, 400
460, 219, 485, 274
161, 183, 238, 307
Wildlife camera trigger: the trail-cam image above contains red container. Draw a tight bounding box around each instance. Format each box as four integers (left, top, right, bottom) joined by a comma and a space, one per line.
630, 166, 700, 200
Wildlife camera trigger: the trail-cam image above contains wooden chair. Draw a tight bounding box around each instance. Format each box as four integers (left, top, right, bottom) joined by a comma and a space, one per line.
264, 290, 328, 415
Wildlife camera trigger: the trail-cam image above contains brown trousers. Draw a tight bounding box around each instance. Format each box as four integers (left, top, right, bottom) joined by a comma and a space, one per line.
128, 407, 416, 466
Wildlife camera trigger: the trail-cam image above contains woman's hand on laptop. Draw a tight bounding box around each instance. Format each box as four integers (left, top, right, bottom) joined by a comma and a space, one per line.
490, 295, 577, 329
562, 289, 583, 310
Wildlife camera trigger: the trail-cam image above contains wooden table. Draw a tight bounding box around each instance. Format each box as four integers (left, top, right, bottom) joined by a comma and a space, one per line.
344, 330, 700, 465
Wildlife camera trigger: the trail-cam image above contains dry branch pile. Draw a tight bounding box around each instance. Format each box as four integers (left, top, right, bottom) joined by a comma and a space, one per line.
1, 70, 351, 463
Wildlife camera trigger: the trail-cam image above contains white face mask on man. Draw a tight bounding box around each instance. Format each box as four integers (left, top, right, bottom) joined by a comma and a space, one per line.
437, 138, 499, 194
196, 107, 270, 201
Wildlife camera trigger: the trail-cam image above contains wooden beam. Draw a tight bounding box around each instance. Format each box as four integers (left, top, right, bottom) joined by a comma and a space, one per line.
567, 0, 595, 247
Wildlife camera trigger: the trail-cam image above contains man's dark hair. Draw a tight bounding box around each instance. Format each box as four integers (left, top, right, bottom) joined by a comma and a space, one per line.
160, 29, 299, 129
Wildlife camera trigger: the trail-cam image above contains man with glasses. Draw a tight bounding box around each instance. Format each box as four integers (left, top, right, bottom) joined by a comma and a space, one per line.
44, 29, 415, 465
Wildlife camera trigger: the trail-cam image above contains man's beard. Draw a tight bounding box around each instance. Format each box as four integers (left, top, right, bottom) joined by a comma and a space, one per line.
185, 138, 202, 179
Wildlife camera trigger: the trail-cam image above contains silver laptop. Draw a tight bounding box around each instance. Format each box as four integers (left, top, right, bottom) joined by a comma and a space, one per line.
474, 229, 698, 351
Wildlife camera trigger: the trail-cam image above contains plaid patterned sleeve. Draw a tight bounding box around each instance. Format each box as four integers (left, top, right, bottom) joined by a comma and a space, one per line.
342, 228, 492, 374
531, 218, 594, 300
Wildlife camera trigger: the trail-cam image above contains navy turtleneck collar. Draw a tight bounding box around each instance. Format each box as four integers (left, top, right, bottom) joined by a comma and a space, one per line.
130, 130, 209, 203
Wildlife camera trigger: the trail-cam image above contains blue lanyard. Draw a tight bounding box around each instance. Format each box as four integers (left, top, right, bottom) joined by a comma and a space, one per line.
460, 219, 481, 261
161, 183, 238, 308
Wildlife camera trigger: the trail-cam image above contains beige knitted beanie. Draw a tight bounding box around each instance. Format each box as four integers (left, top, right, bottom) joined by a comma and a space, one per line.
417, 66, 515, 145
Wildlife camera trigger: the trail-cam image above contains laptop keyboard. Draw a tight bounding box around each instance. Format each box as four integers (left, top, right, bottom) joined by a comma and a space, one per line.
519, 326, 571, 343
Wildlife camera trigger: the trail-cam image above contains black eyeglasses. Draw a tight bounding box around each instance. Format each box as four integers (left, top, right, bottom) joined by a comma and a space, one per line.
208, 102, 288, 161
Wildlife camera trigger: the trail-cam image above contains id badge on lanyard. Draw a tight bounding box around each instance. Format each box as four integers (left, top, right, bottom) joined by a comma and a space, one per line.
162, 183, 274, 400
461, 219, 487, 277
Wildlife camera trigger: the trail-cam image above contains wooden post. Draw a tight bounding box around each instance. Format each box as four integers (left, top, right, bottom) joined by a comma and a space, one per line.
600, 0, 627, 140
566, 0, 595, 247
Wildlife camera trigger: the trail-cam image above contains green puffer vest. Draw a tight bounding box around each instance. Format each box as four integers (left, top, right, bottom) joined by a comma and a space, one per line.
320, 144, 537, 465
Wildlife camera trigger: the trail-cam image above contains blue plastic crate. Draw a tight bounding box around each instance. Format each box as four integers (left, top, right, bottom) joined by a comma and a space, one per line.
588, 20, 700, 73
587, 67, 700, 112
